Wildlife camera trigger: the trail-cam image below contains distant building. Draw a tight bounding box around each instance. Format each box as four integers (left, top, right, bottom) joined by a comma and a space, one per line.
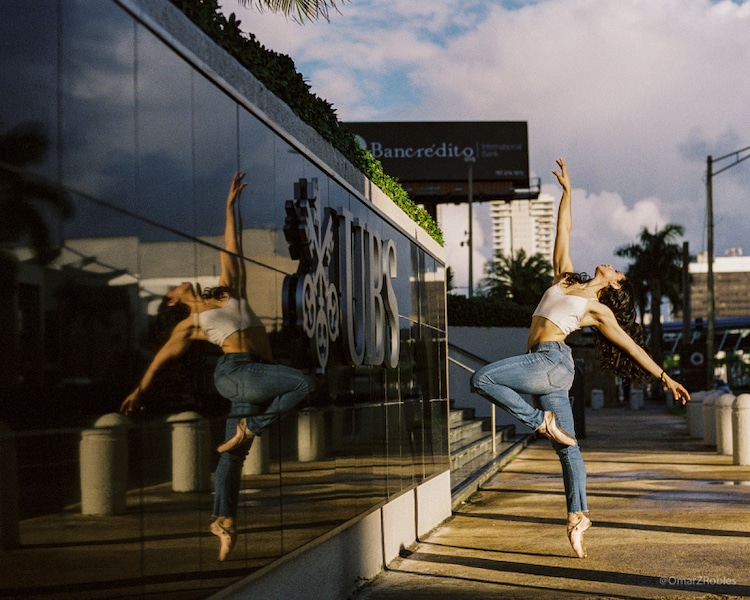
689, 251, 750, 318
489, 193, 555, 263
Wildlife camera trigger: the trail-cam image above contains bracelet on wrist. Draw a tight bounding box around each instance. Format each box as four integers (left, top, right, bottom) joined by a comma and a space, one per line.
659, 370, 668, 384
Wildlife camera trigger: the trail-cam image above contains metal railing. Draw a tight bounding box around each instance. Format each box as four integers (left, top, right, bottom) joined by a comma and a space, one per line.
447, 343, 497, 454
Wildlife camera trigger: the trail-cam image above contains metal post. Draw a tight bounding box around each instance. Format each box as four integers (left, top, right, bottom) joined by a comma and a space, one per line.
703, 145, 750, 390
681, 241, 691, 374
465, 156, 476, 297
706, 155, 714, 391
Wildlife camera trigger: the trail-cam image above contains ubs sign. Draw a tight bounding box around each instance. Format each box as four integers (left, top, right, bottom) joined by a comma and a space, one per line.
283, 179, 399, 373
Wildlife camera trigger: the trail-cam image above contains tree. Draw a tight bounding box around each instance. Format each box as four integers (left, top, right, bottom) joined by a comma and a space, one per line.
238, 0, 347, 22
445, 265, 455, 292
615, 224, 684, 370
0, 121, 73, 267
0, 120, 73, 391
477, 248, 553, 308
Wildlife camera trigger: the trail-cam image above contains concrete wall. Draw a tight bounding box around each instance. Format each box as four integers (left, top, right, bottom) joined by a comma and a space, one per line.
448, 326, 531, 430
212, 470, 452, 600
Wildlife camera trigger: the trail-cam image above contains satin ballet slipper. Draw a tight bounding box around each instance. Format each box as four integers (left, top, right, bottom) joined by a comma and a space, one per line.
210, 519, 237, 561
217, 417, 255, 454
536, 411, 577, 447
567, 512, 592, 558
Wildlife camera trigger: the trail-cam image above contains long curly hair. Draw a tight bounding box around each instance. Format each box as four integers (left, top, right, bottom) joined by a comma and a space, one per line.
562, 272, 651, 385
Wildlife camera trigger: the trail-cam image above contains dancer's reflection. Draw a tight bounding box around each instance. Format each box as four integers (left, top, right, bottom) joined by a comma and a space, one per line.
121, 172, 314, 560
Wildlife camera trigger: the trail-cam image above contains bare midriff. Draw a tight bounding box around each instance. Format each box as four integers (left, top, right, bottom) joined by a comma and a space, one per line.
221, 326, 273, 362
526, 315, 568, 350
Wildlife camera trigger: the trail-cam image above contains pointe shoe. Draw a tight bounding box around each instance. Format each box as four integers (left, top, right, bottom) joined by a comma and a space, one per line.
217, 418, 255, 454
210, 519, 237, 561
567, 513, 592, 558
536, 411, 577, 447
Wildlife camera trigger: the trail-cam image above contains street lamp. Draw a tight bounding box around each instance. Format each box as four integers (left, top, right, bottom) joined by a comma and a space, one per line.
705, 145, 750, 389
465, 156, 476, 297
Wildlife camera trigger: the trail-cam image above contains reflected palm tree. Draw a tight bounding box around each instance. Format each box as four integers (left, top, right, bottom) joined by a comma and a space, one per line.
0, 120, 73, 391
0, 121, 73, 267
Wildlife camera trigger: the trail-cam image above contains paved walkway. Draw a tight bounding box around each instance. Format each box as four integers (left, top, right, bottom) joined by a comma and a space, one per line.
353, 403, 750, 600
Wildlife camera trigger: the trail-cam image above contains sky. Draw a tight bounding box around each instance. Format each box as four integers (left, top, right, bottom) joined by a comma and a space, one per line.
220, 0, 750, 296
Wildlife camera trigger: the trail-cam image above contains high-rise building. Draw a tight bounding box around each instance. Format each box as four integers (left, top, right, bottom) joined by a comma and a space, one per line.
489, 192, 555, 263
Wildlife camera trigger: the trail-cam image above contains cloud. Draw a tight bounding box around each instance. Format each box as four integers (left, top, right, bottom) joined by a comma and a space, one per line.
227, 0, 750, 292
567, 188, 671, 272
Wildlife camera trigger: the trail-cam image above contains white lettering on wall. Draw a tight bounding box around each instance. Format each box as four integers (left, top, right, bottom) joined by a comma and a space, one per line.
284, 180, 399, 372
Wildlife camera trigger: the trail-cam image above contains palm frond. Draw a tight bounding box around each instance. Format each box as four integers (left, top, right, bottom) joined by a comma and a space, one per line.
238, 0, 348, 22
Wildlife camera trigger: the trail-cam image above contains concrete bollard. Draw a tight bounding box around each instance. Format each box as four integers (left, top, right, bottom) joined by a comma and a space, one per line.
0, 421, 19, 549
298, 411, 326, 462
715, 393, 735, 456
629, 387, 644, 411
702, 391, 720, 447
590, 389, 604, 410
80, 413, 130, 515
167, 412, 211, 492
686, 391, 706, 439
732, 394, 750, 466
243, 434, 271, 475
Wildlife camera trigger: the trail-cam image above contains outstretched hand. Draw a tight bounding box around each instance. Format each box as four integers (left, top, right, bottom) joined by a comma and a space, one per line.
663, 377, 690, 406
120, 389, 142, 416
552, 158, 570, 191
227, 172, 247, 208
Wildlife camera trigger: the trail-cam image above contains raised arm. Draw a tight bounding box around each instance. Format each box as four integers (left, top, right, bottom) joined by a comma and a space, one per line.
119, 317, 199, 415
552, 158, 575, 277
218, 172, 248, 293
587, 303, 690, 404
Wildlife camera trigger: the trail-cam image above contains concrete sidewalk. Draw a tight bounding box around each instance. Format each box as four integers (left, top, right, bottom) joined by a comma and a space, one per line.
352, 403, 750, 600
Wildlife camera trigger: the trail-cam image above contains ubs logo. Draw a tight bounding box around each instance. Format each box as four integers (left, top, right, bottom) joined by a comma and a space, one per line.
283, 179, 399, 373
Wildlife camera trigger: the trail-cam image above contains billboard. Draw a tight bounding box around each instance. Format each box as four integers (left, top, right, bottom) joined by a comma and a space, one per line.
344, 121, 530, 188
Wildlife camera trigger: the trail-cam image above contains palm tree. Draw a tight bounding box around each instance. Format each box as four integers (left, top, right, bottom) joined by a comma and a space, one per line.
477, 248, 553, 308
624, 257, 649, 329
615, 224, 684, 369
0, 121, 73, 266
238, 0, 347, 22
0, 120, 73, 389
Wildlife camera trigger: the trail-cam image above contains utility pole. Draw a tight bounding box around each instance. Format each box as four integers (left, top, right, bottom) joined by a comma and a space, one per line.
465, 156, 476, 297
705, 146, 750, 390
706, 155, 714, 391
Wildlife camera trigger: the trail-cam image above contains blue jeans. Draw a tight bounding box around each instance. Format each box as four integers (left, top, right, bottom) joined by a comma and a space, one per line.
470, 342, 587, 514
212, 353, 315, 519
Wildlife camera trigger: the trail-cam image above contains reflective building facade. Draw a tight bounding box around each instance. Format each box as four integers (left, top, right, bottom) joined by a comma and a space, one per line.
0, 1, 449, 597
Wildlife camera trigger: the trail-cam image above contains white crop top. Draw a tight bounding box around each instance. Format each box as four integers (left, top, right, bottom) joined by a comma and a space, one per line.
195, 296, 261, 347
532, 282, 590, 336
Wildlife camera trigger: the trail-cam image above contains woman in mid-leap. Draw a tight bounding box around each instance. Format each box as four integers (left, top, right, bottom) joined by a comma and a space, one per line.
471, 158, 689, 559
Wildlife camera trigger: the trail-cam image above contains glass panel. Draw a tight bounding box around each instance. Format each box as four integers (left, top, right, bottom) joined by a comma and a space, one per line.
60, 1, 136, 217
193, 74, 238, 239
0, 0, 449, 596
135, 24, 194, 239
0, 3, 59, 178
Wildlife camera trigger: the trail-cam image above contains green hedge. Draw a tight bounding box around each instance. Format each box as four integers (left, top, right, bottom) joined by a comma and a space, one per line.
446, 294, 534, 327
170, 0, 442, 244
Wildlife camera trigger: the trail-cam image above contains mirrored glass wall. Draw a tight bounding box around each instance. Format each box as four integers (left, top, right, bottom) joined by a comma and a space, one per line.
0, 1, 448, 597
